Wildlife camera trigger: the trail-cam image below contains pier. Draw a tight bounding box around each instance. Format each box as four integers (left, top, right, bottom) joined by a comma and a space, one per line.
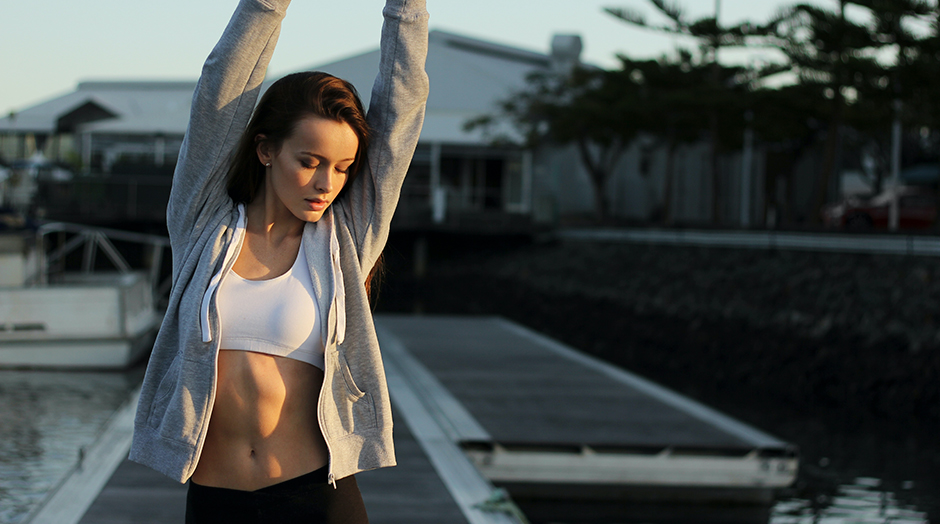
30, 315, 796, 524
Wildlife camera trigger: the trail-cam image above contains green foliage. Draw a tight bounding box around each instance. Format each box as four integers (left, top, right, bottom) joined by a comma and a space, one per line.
466, 66, 639, 148
465, 65, 645, 220
614, 53, 750, 148
604, 2, 784, 50
469, 0, 940, 223
772, 1, 938, 199
765, 1, 938, 128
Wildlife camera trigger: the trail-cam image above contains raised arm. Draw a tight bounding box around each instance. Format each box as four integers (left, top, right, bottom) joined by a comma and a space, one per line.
167, 0, 291, 246
339, 0, 430, 271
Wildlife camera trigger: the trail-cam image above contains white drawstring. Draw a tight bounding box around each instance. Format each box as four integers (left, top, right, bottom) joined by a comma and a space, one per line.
330, 216, 346, 345
201, 205, 246, 343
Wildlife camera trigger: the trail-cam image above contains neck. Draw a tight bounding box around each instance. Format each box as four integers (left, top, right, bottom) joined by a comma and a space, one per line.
246, 187, 305, 243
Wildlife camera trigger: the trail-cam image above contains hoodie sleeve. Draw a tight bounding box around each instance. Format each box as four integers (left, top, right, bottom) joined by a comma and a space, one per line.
337, 0, 430, 273
166, 0, 290, 249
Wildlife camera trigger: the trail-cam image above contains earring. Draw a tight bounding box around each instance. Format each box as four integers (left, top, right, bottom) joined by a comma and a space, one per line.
265, 163, 271, 167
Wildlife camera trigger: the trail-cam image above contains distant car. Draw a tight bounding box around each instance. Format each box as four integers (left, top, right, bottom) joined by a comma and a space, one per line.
822, 186, 937, 230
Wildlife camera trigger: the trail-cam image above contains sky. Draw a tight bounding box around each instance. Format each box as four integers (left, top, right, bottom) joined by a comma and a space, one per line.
1, 0, 825, 116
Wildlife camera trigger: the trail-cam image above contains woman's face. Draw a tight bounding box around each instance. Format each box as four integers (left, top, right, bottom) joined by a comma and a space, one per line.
257, 115, 359, 223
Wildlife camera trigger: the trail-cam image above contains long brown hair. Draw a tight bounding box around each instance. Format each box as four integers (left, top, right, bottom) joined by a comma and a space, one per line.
227, 71, 383, 303
227, 71, 370, 205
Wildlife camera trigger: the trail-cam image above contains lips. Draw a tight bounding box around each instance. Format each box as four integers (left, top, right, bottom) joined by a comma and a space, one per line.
305, 198, 329, 212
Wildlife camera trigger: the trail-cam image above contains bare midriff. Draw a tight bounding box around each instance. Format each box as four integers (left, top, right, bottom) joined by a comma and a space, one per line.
191, 349, 329, 491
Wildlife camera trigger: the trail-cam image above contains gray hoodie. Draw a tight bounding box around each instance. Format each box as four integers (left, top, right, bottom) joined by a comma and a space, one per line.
129, 0, 429, 485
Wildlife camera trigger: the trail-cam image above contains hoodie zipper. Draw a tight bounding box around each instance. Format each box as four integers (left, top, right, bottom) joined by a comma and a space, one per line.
319, 342, 336, 488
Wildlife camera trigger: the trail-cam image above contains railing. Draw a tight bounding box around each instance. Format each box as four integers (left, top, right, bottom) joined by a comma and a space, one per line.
28, 222, 171, 305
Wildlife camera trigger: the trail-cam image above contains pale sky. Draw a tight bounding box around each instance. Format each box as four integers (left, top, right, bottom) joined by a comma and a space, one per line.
2, 0, 823, 116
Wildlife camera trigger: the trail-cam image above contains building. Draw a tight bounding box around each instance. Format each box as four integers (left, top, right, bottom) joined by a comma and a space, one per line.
0, 82, 193, 221
0, 81, 193, 176
1, 31, 586, 230
0, 29, 774, 229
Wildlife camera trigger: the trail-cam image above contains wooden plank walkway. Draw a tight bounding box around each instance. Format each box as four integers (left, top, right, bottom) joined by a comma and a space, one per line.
376, 314, 789, 451
373, 314, 797, 501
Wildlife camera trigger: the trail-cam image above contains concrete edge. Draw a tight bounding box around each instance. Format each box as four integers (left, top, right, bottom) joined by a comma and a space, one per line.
376, 319, 491, 444
559, 228, 940, 257
27, 386, 140, 524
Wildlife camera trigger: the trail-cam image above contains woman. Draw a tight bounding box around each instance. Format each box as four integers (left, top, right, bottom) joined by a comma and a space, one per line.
129, 0, 429, 522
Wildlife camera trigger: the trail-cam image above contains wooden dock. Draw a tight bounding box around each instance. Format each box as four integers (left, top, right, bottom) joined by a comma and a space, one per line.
32, 315, 796, 524
375, 315, 797, 522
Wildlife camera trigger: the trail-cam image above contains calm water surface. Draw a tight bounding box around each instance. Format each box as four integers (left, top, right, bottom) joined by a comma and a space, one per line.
770, 477, 928, 524
0, 368, 141, 524
523, 478, 929, 524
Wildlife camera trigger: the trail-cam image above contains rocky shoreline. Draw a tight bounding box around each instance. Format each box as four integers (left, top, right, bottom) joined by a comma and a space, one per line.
378, 231, 940, 518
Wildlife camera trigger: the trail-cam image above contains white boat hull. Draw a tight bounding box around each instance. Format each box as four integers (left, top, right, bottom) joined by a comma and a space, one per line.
0, 272, 159, 369
0, 336, 153, 369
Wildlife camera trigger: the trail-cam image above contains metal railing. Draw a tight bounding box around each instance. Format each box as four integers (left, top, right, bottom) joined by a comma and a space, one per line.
28, 222, 171, 304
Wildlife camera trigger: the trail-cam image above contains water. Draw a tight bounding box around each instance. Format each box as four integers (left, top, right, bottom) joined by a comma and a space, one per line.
522, 479, 929, 524
771, 478, 928, 524
518, 419, 935, 524
0, 368, 141, 524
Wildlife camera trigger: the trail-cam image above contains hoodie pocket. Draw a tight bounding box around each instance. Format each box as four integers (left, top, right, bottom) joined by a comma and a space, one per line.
332, 352, 377, 435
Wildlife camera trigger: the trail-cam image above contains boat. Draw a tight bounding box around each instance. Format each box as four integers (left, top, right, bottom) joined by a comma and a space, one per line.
0, 221, 167, 369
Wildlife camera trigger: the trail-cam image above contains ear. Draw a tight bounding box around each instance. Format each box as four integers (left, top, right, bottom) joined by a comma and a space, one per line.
255, 134, 273, 166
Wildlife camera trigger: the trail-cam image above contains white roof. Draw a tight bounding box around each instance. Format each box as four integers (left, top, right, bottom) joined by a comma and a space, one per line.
1, 30, 559, 145
0, 81, 195, 135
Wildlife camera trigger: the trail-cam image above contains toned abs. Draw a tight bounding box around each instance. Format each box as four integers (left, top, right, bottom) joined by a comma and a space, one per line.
191, 350, 329, 491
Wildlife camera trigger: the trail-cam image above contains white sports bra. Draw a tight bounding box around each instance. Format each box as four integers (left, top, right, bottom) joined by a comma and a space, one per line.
216, 237, 324, 370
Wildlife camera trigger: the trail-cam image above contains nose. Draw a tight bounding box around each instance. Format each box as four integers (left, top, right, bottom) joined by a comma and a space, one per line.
313, 166, 333, 193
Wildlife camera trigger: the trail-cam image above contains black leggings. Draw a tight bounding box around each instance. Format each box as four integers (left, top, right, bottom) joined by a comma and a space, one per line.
186, 466, 369, 524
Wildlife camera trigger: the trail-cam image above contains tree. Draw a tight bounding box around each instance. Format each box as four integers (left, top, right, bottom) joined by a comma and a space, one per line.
904, 3, 940, 133
605, 0, 783, 224
851, 0, 937, 191
903, 4, 940, 162
614, 52, 751, 224
467, 51, 755, 223
606, 0, 939, 226
755, 0, 940, 225
467, 66, 643, 221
